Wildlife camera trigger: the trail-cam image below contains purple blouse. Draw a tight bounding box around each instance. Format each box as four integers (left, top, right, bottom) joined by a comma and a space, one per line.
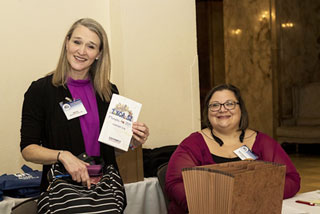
67, 78, 100, 156
165, 132, 301, 214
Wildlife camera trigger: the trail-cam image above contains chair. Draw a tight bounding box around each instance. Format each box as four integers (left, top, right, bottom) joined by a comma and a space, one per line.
11, 197, 38, 214
156, 162, 170, 210
277, 82, 320, 149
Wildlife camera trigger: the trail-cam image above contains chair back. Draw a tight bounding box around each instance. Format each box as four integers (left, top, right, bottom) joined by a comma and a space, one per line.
296, 82, 320, 125
11, 198, 38, 214
156, 162, 170, 210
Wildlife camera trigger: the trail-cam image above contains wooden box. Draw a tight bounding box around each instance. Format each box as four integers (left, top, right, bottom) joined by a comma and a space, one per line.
116, 145, 144, 184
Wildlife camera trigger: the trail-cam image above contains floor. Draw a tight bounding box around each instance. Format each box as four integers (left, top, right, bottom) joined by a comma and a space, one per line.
285, 144, 320, 193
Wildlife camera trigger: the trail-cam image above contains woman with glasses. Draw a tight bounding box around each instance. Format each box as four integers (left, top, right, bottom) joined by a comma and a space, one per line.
165, 84, 300, 214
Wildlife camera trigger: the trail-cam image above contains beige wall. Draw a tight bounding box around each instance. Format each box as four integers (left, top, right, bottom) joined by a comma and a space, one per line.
0, 0, 200, 174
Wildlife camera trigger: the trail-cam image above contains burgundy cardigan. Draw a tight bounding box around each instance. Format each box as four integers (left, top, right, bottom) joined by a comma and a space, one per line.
165, 132, 301, 214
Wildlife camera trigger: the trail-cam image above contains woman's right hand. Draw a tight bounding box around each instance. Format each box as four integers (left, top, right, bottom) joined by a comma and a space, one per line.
58, 151, 91, 189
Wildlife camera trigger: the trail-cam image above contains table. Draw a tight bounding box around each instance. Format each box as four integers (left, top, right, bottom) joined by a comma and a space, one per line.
282, 190, 320, 214
0, 177, 167, 214
0, 196, 29, 214
3, 182, 318, 214
124, 177, 167, 214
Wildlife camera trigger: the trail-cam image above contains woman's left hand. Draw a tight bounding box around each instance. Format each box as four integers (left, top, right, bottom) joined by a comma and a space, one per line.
131, 122, 149, 148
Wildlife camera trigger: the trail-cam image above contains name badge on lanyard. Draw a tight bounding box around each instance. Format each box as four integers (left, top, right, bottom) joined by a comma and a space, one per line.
59, 97, 87, 120
233, 145, 258, 160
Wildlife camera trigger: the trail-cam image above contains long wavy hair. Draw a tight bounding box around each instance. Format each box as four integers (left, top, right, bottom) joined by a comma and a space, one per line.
51, 18, 112, 101
202, 84, 249, 131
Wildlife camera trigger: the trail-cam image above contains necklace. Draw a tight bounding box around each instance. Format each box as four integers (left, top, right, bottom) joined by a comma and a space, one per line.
209, 129, 245, 147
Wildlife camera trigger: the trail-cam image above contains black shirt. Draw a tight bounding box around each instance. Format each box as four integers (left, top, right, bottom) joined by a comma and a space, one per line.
211, 153, 241, 163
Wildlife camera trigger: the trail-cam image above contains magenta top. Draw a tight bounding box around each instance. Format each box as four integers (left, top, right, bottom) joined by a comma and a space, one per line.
67, 78, 100, 156
165, 132, 301, 214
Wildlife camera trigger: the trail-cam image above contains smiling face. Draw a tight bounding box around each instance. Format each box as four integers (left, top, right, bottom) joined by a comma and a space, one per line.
66, 25, 101, 79
208, 89, 241, 132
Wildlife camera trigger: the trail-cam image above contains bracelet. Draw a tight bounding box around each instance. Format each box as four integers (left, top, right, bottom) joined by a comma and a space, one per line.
57, 151, 64, 162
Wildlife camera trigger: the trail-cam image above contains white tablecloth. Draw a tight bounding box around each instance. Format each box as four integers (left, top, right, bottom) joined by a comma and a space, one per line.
0, 196, 30, 214
124, 177, 167, 214
282, 190, 320, 214
2, 181, 318, 214
0, 177, 167, 214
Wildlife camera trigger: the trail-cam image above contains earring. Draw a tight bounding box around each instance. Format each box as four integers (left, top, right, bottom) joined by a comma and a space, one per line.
95, 57, 99, 60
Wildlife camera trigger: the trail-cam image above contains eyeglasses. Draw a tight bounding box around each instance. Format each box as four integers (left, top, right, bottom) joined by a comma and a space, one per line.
208, 101, 239, 112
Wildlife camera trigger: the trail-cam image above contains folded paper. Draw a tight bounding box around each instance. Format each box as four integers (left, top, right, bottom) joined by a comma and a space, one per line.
98, 94, 142, 151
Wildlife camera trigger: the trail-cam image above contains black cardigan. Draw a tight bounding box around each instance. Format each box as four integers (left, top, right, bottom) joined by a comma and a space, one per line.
20, 74, 118, 190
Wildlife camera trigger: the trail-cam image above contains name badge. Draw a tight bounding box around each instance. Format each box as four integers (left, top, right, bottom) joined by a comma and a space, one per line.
233, 145, 258, 160
59, 98, 87, 120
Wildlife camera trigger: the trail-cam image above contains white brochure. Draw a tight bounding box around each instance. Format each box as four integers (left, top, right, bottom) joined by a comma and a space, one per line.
98, 94, 142, 151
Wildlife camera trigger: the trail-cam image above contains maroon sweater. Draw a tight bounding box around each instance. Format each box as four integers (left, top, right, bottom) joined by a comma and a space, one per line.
165, 132, 301, 214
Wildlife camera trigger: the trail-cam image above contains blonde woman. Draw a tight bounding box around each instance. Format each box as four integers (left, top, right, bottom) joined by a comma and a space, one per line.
20, 18, 149, 192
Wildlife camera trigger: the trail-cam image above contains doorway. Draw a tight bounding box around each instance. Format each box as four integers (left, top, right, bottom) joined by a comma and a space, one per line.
196, 0, 225, 125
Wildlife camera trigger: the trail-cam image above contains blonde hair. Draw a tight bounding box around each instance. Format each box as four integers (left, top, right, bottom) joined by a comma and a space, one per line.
52, 18, 112, 102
